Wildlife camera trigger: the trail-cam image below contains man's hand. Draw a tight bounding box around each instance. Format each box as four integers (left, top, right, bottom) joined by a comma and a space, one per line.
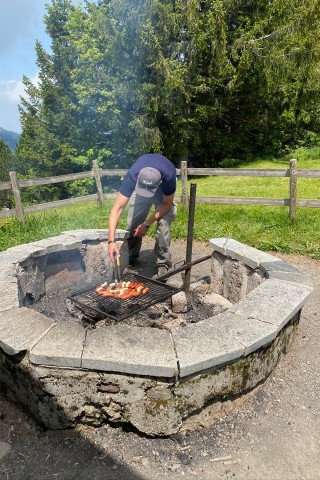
107, 193, 129, 263
133, 223, 149, 238
108, 241, 120, 263
133, 194, 175, 238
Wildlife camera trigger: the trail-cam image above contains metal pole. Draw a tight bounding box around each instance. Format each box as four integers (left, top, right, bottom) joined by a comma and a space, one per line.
184, 183, 196, 294
180, 160, 189, 211
156, 254, 212, 281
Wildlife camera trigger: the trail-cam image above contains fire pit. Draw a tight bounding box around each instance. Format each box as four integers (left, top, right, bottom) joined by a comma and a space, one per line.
0, 230, 313, 436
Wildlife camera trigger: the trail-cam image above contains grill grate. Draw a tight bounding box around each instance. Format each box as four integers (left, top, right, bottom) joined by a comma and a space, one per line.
67, 272, 182, 322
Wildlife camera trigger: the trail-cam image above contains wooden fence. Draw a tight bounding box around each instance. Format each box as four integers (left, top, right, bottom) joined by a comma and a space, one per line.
0, 159, 320, 225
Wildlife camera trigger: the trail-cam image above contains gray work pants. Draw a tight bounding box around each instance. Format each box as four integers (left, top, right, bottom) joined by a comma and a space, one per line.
126, 189, 177, 267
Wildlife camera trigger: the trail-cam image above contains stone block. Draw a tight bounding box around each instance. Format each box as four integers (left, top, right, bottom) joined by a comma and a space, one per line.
172, 319, 244, 377
128, 398, 182, 436
261, 260, 301, 273
201, 293, 232, 309
209, 238, 279, 269
82, 325, 178, 377
0, 279, 20, 311
261, 260, 313, 288
81, 242, 110, 283
62, 228, 128, 242
0, 247, 33, 264
222, 258, 233, 299
17, 257, 47, 304
32, 234, 82, 254
210, 310, 278, 355
0, 307, 55, 355
211, 254, 224, 294
62, 229, 101, 241
61, 238, 83, 251
223, 260, 248, 303
171, 291, 188, 313
265, 270, 313, 287
0, 262, 17, 280
229, 278, 313, 331
32, 237, 65, 254
30, 322, 85, 368
247, 270, 263, 293
5, 243, 49, 260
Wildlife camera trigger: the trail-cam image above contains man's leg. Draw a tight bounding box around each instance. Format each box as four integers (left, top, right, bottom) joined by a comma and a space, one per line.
154, 197, 177, 270
126, 192, 152, 263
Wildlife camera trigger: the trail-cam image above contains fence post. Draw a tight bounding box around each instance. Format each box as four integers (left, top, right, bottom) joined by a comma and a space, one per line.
9, 170, 25, 225
289, 159, 297, 218
180, 160, 189, 211
93, 160, 104, 207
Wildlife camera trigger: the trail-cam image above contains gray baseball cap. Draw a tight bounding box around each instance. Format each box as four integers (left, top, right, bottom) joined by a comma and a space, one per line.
135, 167, 162, 197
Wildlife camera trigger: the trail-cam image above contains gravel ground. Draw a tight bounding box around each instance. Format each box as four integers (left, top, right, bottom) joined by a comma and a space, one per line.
0, 238, 319, 480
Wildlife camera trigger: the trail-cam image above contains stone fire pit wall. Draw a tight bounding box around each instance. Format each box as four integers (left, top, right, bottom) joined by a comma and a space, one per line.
0, 231, 313, 436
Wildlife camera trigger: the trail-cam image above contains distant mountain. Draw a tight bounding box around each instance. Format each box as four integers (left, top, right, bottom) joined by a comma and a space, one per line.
0, 127, 20, 152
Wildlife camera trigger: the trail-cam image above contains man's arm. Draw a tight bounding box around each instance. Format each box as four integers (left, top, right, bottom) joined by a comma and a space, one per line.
133, 193, 175, 237
108, 192, 129, 261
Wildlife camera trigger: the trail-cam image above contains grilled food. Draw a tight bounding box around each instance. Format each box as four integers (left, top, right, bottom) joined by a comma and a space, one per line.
95, 281, 149, 300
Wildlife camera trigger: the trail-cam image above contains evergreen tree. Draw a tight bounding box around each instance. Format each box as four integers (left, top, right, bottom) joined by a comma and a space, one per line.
0, 139, 13, 208
16, 0, 320, 184
17, 0, 79, 179
222, 0, 320, 157
138, 0, 235, 164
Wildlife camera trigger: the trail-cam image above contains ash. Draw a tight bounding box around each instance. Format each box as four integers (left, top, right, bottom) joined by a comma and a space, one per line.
116, 290, 227, 331
31, 287, 75, 323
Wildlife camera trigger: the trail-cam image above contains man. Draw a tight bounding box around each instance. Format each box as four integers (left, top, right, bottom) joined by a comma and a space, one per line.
107, 153, 177, 277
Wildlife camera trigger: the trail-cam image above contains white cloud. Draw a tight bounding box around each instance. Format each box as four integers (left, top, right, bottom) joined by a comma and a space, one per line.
0, 79, 24, 103
0, 0, 46, 132
0, 1, 80, 132
0, 74, 39, 133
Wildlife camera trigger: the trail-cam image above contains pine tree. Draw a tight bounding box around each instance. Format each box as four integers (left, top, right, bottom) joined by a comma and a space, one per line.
0, 139, 13, 208
16, 0, 320, 181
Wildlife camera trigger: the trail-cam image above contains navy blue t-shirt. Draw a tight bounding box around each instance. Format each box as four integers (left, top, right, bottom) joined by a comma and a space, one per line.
119, 154, 177, 198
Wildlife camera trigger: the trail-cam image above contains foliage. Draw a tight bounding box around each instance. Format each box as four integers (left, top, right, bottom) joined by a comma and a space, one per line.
0, 139, 14, 208
223, 0, 320, 157
0, 139, 12, 181
14, 0, 320, 194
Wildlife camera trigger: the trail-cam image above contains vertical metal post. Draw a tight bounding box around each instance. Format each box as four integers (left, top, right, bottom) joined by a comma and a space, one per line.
180, 160, 189, 211
184, 183, 196, 294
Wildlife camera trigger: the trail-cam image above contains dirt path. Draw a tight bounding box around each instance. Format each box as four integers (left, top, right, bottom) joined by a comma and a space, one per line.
0, 240, 319, 480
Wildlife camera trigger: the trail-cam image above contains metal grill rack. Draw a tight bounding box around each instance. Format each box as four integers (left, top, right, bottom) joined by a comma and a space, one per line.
67, 272, 182, 322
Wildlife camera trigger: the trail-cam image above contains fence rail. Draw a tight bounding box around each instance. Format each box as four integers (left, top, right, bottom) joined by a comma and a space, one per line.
0, 159, 319, 224
183, 167, 320, 178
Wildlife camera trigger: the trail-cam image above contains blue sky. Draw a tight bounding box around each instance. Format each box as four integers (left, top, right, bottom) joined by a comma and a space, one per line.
0, 1, 52, 133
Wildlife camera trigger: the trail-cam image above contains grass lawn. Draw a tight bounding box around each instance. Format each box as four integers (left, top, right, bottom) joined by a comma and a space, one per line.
1, 148, 319, 259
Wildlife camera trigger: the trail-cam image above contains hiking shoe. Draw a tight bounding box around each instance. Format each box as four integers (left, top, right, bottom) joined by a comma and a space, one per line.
157, 265, 168, 276
155, 265, 169, 282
